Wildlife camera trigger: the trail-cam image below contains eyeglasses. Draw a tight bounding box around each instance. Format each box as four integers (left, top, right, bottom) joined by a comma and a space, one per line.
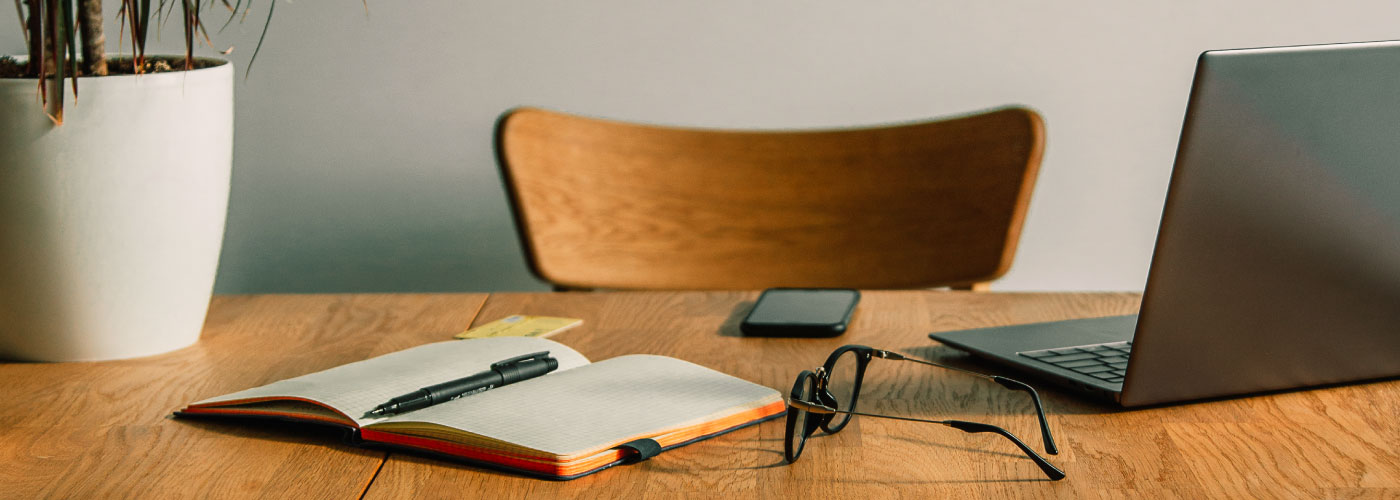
784, 345, 1065, 481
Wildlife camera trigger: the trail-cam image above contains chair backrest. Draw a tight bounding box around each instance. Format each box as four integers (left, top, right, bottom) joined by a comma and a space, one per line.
495, 107, 1044, 290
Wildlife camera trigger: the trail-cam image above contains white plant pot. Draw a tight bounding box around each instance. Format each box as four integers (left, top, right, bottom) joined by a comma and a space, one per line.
0, 58, 233, 362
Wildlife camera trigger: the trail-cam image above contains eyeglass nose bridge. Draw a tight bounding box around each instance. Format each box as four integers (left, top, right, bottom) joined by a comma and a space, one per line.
813, 366, 829, 391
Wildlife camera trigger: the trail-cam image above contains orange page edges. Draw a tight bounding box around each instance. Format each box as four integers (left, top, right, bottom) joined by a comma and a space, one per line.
361, 400, 787, 478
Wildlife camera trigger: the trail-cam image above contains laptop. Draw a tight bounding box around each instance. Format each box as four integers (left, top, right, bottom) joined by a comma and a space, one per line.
929, 40, 1400, 407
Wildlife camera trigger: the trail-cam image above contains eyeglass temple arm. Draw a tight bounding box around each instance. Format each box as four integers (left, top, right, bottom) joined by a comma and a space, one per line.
873, 350, 1059, 455
944, 420, 1066, 481
989, 376, 1058, 455
789, 400, 1065, 481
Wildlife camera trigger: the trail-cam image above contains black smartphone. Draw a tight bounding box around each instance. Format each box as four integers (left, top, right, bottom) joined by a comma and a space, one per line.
740, 288, 860, 337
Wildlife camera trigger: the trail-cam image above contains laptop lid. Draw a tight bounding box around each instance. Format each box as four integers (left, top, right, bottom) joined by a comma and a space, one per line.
1121, 41, 1400, 407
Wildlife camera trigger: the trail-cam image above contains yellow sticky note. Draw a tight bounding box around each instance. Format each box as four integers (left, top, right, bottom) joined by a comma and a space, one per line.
456, 315, 583, 339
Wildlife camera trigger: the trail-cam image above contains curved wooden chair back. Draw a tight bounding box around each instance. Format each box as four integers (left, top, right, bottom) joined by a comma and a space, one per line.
495, 107, 1044, 290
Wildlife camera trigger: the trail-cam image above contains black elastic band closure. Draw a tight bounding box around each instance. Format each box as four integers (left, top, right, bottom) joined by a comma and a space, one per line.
618, 438, 662, 463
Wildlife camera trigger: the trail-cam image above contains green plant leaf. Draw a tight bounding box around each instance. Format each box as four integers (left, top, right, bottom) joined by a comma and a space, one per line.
136, 0, 151, 70
180, 0, 191, 68
13, 0, 29, 47
43, 0, 65, 123
217, 0, 240, 33
244, 0, 272, 79
60, 0, 77, 93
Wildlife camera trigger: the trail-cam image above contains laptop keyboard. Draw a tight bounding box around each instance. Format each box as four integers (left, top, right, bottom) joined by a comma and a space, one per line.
1017, 341, 1132, 383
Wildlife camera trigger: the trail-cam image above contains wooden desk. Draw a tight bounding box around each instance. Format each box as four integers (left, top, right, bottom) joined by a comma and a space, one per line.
3, 292, 1397, 498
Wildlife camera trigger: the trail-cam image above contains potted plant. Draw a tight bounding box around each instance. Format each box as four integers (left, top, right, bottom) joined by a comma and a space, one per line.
0, 1, 271, 361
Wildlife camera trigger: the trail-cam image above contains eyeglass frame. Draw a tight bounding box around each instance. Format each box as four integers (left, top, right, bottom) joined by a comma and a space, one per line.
783, 344, 1065, 481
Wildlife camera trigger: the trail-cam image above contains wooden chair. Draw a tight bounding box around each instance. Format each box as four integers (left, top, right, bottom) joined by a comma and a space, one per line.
494, 107, 1044, 291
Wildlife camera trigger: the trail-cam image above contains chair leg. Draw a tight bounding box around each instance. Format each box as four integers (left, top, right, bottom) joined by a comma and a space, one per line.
950, 282, 991, 292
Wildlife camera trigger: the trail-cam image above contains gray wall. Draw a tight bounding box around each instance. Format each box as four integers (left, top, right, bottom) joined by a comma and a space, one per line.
6, 2, 1400, 293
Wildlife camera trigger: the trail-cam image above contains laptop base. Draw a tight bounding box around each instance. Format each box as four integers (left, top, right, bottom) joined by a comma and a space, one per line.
929, 315, 1138, 405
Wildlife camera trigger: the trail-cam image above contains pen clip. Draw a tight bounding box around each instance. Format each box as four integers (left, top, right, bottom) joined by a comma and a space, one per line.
491, 351, 552, 370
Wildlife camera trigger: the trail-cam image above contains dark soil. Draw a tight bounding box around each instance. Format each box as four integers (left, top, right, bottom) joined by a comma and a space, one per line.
0, 55, 222, 79
0, 56, 23, 78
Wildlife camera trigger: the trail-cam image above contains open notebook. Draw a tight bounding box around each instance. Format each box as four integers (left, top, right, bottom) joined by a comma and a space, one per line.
177, 337, 785, 479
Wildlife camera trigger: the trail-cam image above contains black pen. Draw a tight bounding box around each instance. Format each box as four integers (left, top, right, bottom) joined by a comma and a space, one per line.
364, 351, 559, 418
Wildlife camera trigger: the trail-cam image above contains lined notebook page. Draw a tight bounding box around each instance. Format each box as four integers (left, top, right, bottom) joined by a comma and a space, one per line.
376, 354, 782, 458
194, 337, 590, 426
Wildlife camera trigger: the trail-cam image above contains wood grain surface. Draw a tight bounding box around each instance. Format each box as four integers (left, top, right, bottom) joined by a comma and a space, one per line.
5, 291, 1398, 499
364, 291, 1400, 499
0, 293, 487, 499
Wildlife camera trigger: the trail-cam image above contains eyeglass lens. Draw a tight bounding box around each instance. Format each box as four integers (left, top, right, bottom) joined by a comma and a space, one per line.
821, 349, 861, 432
784, 373, 816, 461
